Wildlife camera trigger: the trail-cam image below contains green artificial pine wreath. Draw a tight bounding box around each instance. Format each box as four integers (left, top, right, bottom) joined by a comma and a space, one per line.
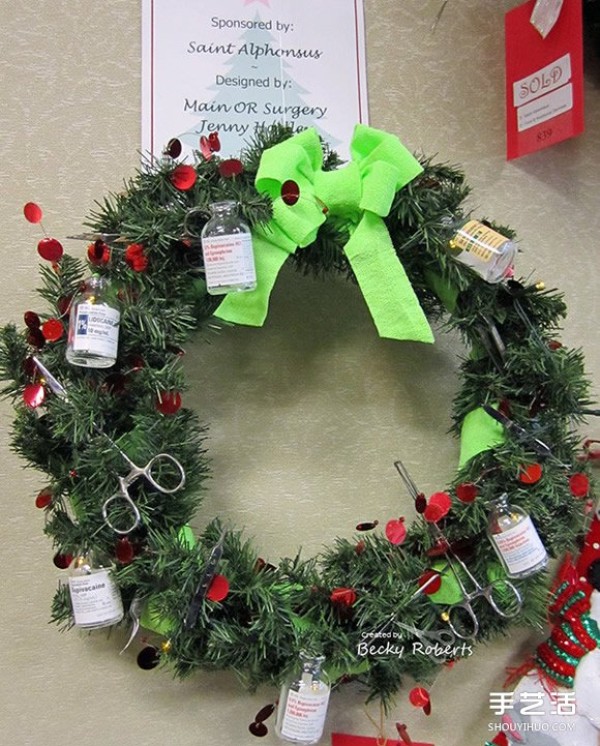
0, 123, 595, 711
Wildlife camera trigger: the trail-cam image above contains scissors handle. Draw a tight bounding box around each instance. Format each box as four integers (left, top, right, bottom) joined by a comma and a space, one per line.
446, 601, 479, 640
484, 578, 523, 619
102, 485, 142, 536
143, 453, 186, 494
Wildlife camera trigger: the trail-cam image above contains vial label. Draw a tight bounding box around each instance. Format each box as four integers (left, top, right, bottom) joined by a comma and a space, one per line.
450, 220, 508, 263
279, 688, 330, 743
490, 516, 547, 576
68, 569, 124, 627
201, 233, 256, 293
72, 302, 120, 357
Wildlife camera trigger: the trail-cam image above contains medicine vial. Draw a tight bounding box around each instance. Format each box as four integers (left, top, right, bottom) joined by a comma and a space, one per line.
275, 652, 331, 745
444, 217, 516, 283
200, 201, 257, 295
487, 493, 548, 579
67, 551, 124, 629
66, 275, 120, 368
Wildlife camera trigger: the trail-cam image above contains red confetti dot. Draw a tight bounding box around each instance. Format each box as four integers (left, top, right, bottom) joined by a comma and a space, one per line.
518, 463, 543, 484
156, 391, 182, 415
170, 164, 197, 191
385, 517, 407, 545
115, 537, 135, 564
330, 587, 357, 606
41, 318, 64, 342
548, 340, 563, 351
53, 552, 73, 570
218, 158, 244, 178
423, 492, 452, 523
37, 237, 64, 262
418, 569, 442, 595
24, 311, 41, 329
206, 574, 230, 602
23, 382, 45, 408
569, 473, 590, 498
281, 179, 300, 206
455, 482, 478, 503
409, 686, 430, 710
23, 202, 43, 223
35, 488, 53, 509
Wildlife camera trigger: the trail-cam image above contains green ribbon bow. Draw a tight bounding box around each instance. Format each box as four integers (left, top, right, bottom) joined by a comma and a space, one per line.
214, 124, 434, 343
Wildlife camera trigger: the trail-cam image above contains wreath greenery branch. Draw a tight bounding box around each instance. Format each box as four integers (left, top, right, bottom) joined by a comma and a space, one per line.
0, 124, 594, 708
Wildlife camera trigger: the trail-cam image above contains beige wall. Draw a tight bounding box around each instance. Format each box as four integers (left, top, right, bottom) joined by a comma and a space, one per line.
1, 1, 599, 744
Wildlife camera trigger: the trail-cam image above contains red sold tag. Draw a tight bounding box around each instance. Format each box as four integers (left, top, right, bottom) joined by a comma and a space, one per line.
505, 0, 583, 160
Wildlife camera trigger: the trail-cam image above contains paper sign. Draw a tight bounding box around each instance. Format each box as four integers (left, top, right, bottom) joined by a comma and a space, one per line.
142, 0, 368, 160
505, 0, 583, 160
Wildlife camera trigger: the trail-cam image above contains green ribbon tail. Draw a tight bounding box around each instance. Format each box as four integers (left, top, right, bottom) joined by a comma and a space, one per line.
213, 233, 291, 327
343, 212, 434, 343
458, 405, 506, 469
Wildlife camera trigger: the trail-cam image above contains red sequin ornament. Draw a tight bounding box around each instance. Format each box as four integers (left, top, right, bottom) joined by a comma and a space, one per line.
165, 138, 182, 159
455, 482, 478, 503
356, 520, 378, 531
41, 318, 64, 342
35, 488, 53, 509
218, 158, 244, 178
199, 133, 221, 160
27, 327, 45, 349
330, 587, 357, 606
156, 391, 182, 415
281, 179, 300, 206
206, 574, 230, 602
56, 295, 72, 317
415, 493, 427, 514
355, 540, 366, 555
125, 243, 148, 272
385, 517, 407, 545
37, 237, 64, 262
88, 240, 111, 266
23, 202, 43, 223
423, 492, 452, 523
170, 164, 197, 191
53, 552, 73, 570
23, 382, 45, 408
518, 463, 543, 484
569, 473, 590, 498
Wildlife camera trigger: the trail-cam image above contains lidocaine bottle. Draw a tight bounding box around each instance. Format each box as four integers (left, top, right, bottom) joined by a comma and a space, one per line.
444, 217, 516, 283
200, 200, 257, 295
66, 275, 120, 368
275, 652, 330, 745
487, 493, 548, 579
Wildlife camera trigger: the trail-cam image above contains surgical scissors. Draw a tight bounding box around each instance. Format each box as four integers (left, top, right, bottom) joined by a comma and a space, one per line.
393, 459, 523, 639
32, 356, 186, 534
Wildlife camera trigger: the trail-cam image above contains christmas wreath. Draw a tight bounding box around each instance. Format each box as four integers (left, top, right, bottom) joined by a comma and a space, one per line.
0, 124, 595, 723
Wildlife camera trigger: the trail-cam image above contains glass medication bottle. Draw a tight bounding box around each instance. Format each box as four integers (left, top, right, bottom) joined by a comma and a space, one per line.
200, 200, 257, 295
487, 493, 548, 579
275, 652, 331, 745
443, 217, 517, 283
66, 275, 120, 368
67, 551, 124, 629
